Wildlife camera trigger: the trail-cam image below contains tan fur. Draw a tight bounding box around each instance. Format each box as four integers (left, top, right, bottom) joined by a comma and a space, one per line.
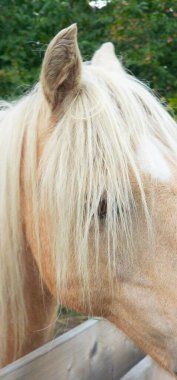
1, 25, 177, 378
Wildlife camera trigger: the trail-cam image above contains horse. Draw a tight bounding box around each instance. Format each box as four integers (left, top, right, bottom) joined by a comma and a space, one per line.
1, 23, 177, 377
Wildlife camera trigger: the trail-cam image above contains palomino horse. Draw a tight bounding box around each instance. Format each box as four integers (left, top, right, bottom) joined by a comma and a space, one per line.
1, 24, 177, 377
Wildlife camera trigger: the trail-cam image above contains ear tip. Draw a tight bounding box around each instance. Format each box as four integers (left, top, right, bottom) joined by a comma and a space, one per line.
102, 42, 115, 53
51, 24, 78, 48
69, 23, 77, 31
63, 23, 78, 39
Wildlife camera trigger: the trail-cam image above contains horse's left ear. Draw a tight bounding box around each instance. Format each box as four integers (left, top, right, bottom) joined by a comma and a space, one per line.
40, 24, 82, 109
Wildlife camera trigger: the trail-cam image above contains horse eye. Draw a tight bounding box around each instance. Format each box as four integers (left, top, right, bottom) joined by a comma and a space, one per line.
98, 198, 121, 220
98, 198, 107, 220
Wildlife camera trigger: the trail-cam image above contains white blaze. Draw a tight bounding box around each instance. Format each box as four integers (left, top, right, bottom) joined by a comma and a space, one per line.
137, 136, 171, 182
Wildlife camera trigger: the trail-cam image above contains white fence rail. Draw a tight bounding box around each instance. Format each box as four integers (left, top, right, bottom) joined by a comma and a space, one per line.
0, 319, 173, 380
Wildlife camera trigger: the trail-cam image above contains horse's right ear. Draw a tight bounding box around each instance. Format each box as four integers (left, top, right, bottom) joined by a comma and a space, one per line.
40, 24, 82, 109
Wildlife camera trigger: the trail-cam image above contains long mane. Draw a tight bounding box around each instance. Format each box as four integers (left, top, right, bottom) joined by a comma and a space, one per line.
0, 89, 42, 363
0, 63, 177, 363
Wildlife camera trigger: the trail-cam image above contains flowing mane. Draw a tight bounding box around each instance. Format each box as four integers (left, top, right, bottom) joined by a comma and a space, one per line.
1, 27, 177, 370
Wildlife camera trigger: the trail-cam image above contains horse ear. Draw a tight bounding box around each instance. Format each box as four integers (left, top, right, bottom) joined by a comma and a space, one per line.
40, 24, 82, 109
92, 42, 125, 73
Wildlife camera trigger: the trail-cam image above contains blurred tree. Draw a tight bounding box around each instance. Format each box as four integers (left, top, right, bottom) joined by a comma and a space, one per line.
110, 0, 177, 104
0, 0, 177, 113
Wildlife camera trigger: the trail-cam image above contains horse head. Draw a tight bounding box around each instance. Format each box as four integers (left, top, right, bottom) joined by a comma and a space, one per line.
1, 24, 177, 376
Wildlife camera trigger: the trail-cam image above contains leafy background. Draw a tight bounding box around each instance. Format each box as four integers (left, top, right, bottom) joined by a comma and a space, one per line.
0, 0, 177, 114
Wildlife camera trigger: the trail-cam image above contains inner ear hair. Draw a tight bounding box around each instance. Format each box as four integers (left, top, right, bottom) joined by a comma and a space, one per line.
40, 24, 82, 110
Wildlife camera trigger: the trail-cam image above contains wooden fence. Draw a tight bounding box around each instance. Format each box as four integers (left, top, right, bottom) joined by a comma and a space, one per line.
0, 319, 173, 380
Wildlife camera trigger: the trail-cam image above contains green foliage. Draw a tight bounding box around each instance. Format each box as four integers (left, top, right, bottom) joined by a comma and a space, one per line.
168, 96, 177, 119
0, 0, 177, 114
110, 0, 177, 100
58, 306, 81, 317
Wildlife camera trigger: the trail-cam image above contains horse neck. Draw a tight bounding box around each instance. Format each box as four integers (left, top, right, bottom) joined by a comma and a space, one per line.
4, 244, 57, 366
